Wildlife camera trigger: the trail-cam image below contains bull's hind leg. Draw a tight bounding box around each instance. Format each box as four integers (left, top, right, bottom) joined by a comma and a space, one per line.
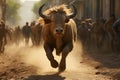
59, 43, 73, 72
44, 43, 58, 68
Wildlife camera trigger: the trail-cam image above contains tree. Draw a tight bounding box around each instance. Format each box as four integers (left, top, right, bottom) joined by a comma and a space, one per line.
32, 0, 47, 18
0, 0, 7, 21
6, 0, 21, 25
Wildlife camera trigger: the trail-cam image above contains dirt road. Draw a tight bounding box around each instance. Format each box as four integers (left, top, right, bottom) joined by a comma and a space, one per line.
0, 41, 120, 80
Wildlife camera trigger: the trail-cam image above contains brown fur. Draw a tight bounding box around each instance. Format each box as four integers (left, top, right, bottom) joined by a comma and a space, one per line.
42, 19, 77, 52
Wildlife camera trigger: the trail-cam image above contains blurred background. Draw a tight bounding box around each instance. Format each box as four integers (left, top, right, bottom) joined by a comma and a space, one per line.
0, 0, 120, 26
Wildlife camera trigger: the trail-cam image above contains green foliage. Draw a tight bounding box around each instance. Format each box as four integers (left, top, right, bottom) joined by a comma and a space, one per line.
32, 0, 47, 18
6, 0, 21, 24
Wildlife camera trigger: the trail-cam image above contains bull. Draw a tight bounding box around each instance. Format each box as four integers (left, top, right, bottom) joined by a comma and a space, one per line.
39, 4, 77, 72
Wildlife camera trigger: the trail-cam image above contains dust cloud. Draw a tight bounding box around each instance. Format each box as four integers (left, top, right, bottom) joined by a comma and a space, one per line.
18, 1, 37, 26
4, 40, 84, 73
66, 41, 83, 71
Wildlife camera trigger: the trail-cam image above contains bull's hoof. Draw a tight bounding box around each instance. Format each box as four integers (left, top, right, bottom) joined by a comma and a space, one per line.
50, 60, 58, 68
58, 60, 66, 72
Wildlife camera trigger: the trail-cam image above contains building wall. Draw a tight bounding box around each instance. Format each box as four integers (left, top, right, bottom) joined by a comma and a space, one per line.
115, 0, 120, 18
102, 0, 120, 19
102, 0, 110, 19
47, 0, 119, 20
74, 1, 85, 19
84, 0, 89, 17
91, 0, 96, 19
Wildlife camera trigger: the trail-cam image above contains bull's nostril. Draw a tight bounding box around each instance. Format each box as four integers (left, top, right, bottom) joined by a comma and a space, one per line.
56, 28, 63, 33
56, 29, 59, 32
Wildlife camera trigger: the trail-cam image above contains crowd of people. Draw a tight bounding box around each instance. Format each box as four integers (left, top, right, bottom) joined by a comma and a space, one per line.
76, 15, 120, 53
0, 20, 43, 54
0, 16, 120, 54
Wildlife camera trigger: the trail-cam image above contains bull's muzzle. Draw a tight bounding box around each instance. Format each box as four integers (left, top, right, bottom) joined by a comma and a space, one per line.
55, 27, 64, 34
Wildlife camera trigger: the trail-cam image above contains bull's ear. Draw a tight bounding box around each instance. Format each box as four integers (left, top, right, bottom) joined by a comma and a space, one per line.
65, 18, 70, 23
44, 19, 51, 24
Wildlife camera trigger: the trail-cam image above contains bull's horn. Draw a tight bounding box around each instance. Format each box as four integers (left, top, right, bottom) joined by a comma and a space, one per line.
38, 4, 48, 19
67, 5, 77, 19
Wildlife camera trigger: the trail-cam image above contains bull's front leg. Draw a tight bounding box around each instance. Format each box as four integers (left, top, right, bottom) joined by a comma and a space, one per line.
59, 43, 73, 72
44, 43, 58, 68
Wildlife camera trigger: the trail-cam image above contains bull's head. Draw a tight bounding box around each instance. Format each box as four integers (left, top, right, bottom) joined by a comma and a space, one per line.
39, 4, 77, 36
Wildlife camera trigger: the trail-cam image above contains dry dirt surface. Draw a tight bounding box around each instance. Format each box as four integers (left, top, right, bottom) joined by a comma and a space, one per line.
0, 41, 120, 80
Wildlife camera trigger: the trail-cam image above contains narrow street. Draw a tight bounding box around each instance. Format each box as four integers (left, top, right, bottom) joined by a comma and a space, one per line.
0, 0, 120, 80
0, 41, 119, 80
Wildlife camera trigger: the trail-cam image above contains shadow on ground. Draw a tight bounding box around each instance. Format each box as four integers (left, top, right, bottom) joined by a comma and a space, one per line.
82, 46, 120, 69
81, 45, 120, 80
24, 72, 65, 80
113, 73, 120, 80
